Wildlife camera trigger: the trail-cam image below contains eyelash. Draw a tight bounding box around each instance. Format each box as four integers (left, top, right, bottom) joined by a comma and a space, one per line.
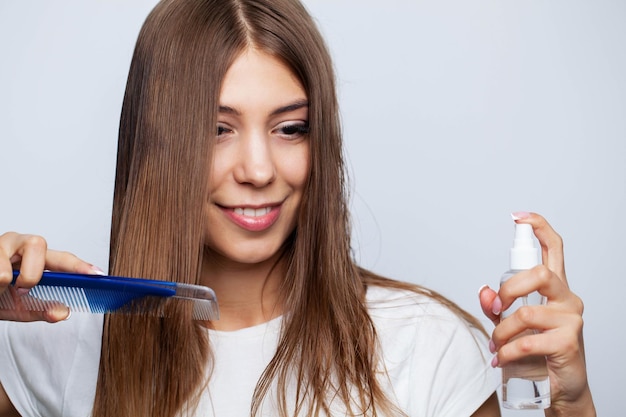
216, 126, 231, 136
216, 122, 310, 139
274, 122, 309, 138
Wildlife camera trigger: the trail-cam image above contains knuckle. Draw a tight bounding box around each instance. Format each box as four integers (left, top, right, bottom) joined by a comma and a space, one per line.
558, 330, 581, 355
534, 265, 552, 283
517, 305, 535, 325
0, 269, 12, 285
572, 294, 584, 315
24, 234, 48, 252
517, 336, 536, 354
571, 313, 584, 333
548, 229, 564, 249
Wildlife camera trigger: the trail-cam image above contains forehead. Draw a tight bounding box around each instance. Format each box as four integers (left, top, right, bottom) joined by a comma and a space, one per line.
219, 49, 306, 107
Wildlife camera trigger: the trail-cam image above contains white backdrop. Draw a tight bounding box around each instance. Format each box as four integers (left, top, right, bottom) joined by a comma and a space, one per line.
1, 1, 623, 416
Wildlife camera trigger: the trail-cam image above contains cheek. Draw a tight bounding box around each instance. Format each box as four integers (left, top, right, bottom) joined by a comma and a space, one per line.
202, 202, 214, 242
207, 152, 230, 192
283, 144, 310, 189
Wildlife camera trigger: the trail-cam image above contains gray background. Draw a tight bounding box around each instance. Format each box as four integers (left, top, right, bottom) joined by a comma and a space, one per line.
1, 1, 623, 415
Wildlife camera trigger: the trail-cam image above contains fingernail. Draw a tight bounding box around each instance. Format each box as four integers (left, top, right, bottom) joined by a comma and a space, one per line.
491, 355, 499, 368
492, 295, 502, 315
16, 288, 30, 296
90, 265, 106, 276
511, 211, 530, 221
488, 339, 496, 353
63, 309, 72, 321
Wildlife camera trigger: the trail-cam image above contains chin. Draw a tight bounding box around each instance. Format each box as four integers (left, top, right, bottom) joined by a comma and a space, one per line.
206, 241, 287, 266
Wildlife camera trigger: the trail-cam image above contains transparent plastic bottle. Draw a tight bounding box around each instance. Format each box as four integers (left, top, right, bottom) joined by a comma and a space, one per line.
500, 223, 550, 409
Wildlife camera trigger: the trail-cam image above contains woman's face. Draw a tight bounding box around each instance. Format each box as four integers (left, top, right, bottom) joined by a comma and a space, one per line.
203, 48, 310, 266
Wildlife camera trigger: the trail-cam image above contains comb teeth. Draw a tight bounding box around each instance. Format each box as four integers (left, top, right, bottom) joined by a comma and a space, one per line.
0, 286, 219, 320
25, 286, 140, 314
0, 288, 73, 312
30, 285, 92, 312
191, 299, 219, 320
6, 271, 220, 321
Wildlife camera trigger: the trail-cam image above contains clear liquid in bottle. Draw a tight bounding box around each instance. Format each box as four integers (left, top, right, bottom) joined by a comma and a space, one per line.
500, 272, 551, 409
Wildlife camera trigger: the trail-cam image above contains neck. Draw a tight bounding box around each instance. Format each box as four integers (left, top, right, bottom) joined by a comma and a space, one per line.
200, 249, 285, 331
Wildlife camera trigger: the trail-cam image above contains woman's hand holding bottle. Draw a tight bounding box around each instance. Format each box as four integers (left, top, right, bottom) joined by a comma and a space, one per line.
479, 212, 596, 416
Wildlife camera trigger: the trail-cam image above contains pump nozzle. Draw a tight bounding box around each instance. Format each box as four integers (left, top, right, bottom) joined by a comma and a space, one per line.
510, 223, 540, 270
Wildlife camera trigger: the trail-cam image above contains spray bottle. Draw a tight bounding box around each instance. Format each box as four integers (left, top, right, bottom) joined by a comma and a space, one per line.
500, 222, 550, 409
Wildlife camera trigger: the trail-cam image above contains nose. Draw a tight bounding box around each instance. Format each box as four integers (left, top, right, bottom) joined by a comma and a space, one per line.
233, 130, 276, 187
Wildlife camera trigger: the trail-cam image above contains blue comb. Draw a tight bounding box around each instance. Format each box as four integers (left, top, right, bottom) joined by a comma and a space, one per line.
3, 271, 219, 320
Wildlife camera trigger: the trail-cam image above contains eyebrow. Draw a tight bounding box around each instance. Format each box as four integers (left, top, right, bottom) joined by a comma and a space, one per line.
218, 99, 309, 117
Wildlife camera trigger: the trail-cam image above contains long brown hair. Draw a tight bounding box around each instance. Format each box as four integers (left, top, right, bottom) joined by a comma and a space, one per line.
93, 1, 485, 416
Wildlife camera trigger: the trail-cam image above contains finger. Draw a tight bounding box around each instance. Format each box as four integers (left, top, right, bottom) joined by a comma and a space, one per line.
478, 284, 501, 324
0, 233, 48, 290
8, 250, 101, 321
512, 212, 566, 284
492, 304, 581, 348
0, 232, 101, 324
0, 250, 13, 288
0, 287, 71, 322
0, 232, 102, 280
43, 250, 104, 275
0, 304, 71, 323
14, 235, 48, 289
494, 314, 583, 367
0, 232, 24, 285
499, 265, 573, 310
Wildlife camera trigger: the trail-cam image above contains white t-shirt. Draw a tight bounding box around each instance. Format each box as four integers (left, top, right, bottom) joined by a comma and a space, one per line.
0, 286, 498, 416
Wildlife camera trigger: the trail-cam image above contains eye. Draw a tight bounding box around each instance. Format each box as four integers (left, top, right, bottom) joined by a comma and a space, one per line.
216, 124, 233, 137
273, 121, 310, 139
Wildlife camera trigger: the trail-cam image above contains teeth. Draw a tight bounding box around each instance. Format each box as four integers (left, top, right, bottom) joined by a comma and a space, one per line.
233, 207, 271, 217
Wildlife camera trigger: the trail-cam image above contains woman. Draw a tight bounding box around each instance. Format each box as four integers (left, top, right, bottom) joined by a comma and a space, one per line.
0, 0, 594, 416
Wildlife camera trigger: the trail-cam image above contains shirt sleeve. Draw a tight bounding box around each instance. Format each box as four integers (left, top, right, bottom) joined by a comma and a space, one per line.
369, 286, 499, 417
421, 311, 499, 416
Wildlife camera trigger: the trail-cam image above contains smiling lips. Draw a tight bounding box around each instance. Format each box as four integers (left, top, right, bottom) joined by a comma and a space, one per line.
233, 207, 271, 217
222, 205, 281, 232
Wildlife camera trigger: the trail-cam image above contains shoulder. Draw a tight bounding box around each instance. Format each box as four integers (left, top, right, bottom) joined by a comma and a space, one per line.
365, 284, 498, 416
366, 284, 468, 328
365, 284, 487, 354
